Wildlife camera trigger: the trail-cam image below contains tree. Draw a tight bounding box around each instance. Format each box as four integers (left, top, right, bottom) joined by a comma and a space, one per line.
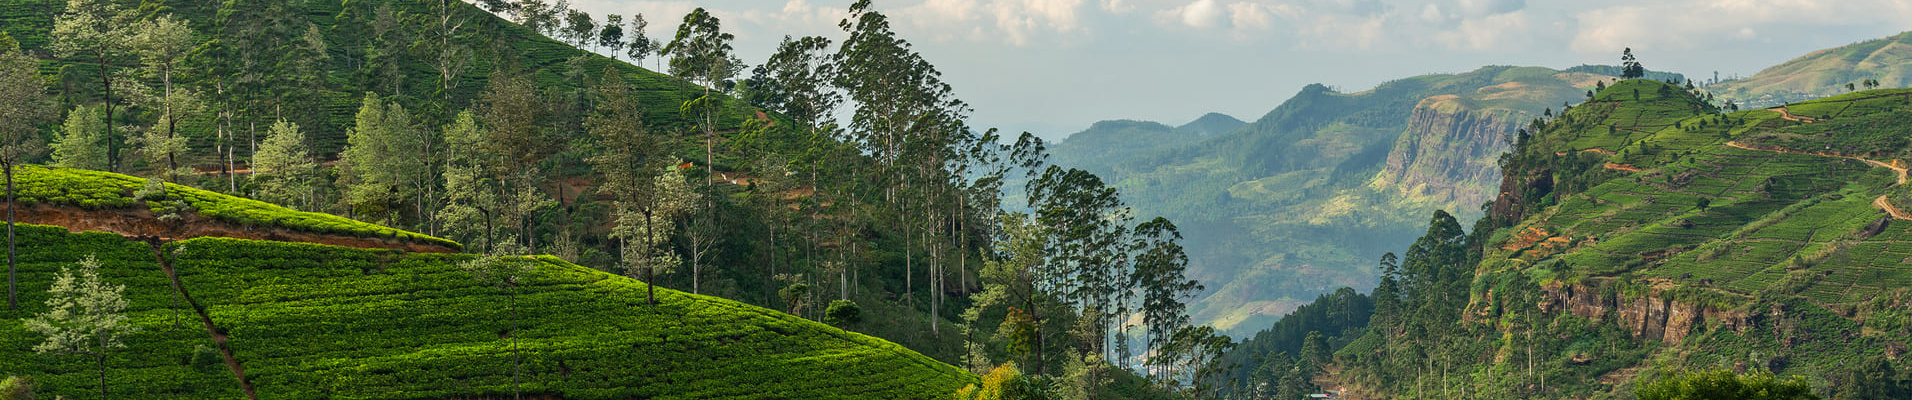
563, 9, 596, 50
51, 105, 109, 170
626, 14, 656, 70
479, 70, 556, 250
1131, 217, 1199, 381
0, 38, 54, 310
599, 14, 625, 59
417, 0, 472, 108
1621, 47, 1645, 79
1635, 369, 1818, 400
253, 119, 315, 209
664, 7, 742, 293
1848, 82, 1857, 92
824, 299, 862, 328
129, 15, 199, 181
459, 255, 538, 400
50, 0, 136, 172
24, 255, 135, 400
340, 94, 438, 229
436, 111, 503, 252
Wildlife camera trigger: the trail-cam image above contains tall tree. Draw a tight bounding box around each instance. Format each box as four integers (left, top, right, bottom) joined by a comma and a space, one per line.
436, 110, 503, 252
1132, 217, 1199, 381
418, 0, 472, 108
599, 14, 625, 59
563, 9, 596, 50
625, 14, 655, 70
587, 68, 677, 305
129, 15, 198, 181
24, 255, 134, 400
50, 0, 136, 172
0, 37, 54, 310
664, 7, 742, 293
340, 94, 439, 229
253, 119, 315, 209
478, 69, 556, 249
1621, 47, 1645, 79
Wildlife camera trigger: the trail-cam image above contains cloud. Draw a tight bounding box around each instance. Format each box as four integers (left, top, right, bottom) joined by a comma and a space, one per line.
892, 0, 1091, 46
1228, 2, 1275, 32
1569, 0, 1912, 55
1453, 0, 1523, 16
1162, 0, 1226, 29
1432, 9, 1530, 50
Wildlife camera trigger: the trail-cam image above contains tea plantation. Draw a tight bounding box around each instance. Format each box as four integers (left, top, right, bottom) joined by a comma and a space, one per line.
9, 165, 459, 250
0, 225, 974, 399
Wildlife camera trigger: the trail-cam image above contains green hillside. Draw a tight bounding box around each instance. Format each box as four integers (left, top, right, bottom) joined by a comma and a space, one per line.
10, 164, 457, 249
0, 223, 973, 399
1054, 66, 1593, 334
1279, 79, 1912, 399
1713, 31, 1912, 108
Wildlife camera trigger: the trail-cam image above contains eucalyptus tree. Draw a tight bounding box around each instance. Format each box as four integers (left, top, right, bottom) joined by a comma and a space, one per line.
418, 0, 473, 109
50, 0, 137, 172
130, 15, 199, 180
1027, 165, 1133, 388
664, 7, 742, 293
563, 9, 596, 50
625, 14, 656, 70
587, 68, 679, 305
436, 111, 503, 252
599, 14, 625, 59
1131, 217, 1200, 381
0, 38, 53, 310
478, 69, 556, 248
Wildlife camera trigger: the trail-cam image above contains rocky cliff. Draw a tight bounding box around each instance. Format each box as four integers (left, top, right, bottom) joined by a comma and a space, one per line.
1370, 97, 1522, 214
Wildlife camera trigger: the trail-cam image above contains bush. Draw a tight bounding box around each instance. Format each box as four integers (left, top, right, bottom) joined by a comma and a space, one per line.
824, 300, 862, 328
1635, 369, 1818, 400
0, 376, 31, 400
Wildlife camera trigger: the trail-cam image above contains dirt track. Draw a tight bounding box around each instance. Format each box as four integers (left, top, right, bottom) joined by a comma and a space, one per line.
1726, 141, 1911, 220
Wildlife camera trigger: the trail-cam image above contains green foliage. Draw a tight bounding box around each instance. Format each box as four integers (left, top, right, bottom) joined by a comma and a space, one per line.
824, 299, 862, 327
1636, 369, 1818, 400
49, 104, 106, 171
0, 226, 975, 399
0, 376, 31, 400
11, 164, 458, 248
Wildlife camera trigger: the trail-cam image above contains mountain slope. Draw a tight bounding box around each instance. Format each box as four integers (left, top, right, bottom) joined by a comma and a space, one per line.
1055, 66, 1595, 334
1713, 31, 1912, 108
0, 223, 974, 399
1314, 80, 1912, 399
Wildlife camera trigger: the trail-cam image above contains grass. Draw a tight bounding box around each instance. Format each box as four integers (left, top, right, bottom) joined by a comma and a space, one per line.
0, 225, 974, 399
10, 164, 460, 249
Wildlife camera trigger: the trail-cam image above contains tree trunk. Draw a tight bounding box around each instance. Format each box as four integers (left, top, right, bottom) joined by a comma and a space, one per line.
6, 164, 14, 310
99, 52, 117, 173
97, 350, 107, 400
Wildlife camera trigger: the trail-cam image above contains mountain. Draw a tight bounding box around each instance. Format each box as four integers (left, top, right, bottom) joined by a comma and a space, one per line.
1050, 66, 1605, 335
1713, 31, 1912, 108
1226, 79, 1912, 398
1048, 113, 1243, 174
0, 166, 976, 399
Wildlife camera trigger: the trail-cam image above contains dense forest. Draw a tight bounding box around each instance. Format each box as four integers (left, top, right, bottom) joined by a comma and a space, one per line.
0, 0, 1243, 398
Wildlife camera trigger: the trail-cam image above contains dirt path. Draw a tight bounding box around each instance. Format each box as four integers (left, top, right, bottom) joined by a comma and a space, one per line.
145, 238, 258, 400
1768, 106, 1818, 123
1726, 141, 1911, 220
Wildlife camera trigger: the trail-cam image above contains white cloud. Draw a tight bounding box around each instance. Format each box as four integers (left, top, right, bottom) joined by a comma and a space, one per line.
1228, 2, 1275, 32
1163, 0, 1226, 29
1433, 9, 1530, 50
893, 0, 1090, 46
1453, 0, 1523, 16
1569, 0, 1912, 55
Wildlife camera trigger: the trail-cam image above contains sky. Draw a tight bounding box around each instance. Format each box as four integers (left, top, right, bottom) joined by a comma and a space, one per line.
562, 0, 1912, 140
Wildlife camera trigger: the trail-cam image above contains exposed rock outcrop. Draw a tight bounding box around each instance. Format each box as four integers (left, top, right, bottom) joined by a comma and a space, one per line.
1372, 100, 1521, 213
1539, 281, 1748, 344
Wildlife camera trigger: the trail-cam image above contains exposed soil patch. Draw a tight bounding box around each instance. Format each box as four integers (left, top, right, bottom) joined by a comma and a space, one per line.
9, 203, 456, 253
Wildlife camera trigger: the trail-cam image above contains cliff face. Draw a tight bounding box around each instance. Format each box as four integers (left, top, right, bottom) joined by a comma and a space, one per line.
1534, 281, 1750, 344
1371, 100, 1520, 214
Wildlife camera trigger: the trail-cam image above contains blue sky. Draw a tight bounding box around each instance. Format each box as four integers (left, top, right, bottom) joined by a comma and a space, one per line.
564, 0, 1912, 140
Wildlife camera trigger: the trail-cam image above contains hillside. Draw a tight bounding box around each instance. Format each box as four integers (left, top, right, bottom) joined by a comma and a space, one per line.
0, 221, 974, 399
1293, 79, 1912, 399
1713, 31, 1912, 108
1048, 113, 1242, 174
1052, 66, 1594, 334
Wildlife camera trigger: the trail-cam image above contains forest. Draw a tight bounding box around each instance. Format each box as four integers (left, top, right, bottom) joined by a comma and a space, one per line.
0, 0, 1241, 398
